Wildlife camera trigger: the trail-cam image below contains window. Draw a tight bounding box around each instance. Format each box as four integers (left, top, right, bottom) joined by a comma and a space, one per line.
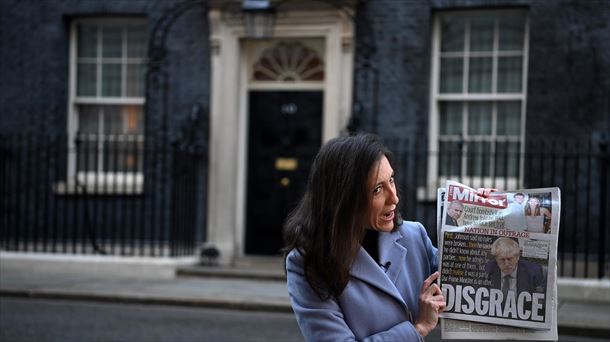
252, 41, 324, 81
67, 19, 147, 193
429, 10, 528, 190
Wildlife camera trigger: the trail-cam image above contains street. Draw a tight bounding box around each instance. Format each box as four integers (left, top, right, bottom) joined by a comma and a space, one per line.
0, 297, 302, 342
0, 297, 607, 342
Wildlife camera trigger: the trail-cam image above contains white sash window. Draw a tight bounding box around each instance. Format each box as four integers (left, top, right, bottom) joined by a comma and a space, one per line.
65, 19, 147, 194
428, 10, 529, 193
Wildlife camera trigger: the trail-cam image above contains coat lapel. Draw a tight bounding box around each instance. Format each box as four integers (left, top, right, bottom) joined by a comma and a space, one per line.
379, 229, 407, 285
349, 229, 408, 308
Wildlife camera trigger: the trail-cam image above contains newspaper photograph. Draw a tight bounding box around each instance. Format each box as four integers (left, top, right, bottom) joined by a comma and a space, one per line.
436, 188, 558, 340
437, 181, 560, 334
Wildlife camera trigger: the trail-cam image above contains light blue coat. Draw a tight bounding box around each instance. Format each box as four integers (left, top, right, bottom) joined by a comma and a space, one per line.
286, 221, 439, 341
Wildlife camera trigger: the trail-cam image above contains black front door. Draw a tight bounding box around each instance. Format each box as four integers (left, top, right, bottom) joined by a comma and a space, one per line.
246, 91, 323, 255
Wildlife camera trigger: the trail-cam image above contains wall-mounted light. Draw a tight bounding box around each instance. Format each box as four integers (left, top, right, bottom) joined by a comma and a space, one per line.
242, 0, 277, 39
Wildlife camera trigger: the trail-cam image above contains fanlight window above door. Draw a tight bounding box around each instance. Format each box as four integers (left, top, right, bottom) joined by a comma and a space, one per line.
252, 42, 324, 81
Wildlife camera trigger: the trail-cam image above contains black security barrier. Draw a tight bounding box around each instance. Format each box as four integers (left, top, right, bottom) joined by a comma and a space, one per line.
1, 133, 608, 278
0, 133, 202, 257
386, 136, 609, 279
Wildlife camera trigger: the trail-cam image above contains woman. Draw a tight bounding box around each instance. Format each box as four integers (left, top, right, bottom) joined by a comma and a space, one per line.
524, 196, 552, 233
283, 133, 495, 341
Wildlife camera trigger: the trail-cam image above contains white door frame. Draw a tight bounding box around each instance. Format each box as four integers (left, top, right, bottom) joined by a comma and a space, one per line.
207, 8, 354, 265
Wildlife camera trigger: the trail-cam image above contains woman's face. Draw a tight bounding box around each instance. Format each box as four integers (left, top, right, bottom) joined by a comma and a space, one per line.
367, 155, 399, 232
528, 197, 540, 207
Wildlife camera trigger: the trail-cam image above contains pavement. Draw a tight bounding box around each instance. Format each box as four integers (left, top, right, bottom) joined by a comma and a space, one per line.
1, 252, 609, 337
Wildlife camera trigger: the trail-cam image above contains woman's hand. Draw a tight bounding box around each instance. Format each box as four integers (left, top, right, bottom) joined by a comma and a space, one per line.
414, 272, 445, 337
476, 188, 498, 197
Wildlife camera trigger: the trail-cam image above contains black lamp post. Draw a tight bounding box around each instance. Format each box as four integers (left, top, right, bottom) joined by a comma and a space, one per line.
242, 0, 277, 39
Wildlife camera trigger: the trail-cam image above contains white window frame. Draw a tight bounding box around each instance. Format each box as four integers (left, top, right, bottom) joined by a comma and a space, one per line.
63, 18, 147, 194
425, 9, 529, 199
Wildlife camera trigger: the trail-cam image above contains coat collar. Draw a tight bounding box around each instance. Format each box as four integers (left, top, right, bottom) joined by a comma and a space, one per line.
380, 228, 407, 285
349, 228, 408, 307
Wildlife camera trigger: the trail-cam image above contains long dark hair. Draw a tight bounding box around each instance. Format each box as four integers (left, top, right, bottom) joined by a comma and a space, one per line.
282, 133, 400, 300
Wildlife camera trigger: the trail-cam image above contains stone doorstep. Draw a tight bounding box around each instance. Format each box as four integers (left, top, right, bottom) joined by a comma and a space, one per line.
176, 265, 286, 281
177, 255, 286, 281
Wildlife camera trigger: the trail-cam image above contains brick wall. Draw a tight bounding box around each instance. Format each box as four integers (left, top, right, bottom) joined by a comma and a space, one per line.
352, 0, 610, 141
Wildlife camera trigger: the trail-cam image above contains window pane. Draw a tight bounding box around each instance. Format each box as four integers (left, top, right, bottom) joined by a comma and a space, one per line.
102, 63, 122, 96
497, 57, 522, 93
439, 102, 462, 135
120, 139, 143, 172
102, 27, 123, 58
102, 106, 123, 134
103, 136, 142, 172
439, 141, 462, 176
101, 105, 143, 173
104, 140, 136, 173
134, 140, 144, 172
77, 105, 101, 172
103, 105, 143, 135
440, 57, 463, 93
469, 16, 494, 52
77, 137, 99, 172
127, 25, 147, 58
126, 64, 145, 97
496, 142, 520, 177
497, 101, 521, 136
468, 57, 492, 92
102, 108, 122, 172
468, 102, 492, 135
122, 105, 144, 134
499, 13, 525, 51
467, 141, 490, 177
103, 139, 120, 172
78, 105, 100, 134
77, 23, 97, 58
441, 16, 464, 52
77, 63, 97, 96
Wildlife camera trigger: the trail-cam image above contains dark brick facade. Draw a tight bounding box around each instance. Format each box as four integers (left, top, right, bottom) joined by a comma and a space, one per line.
0, 0, 211, 252
351, 0, 610, 142
1, 0, 608, 258
1, 0, 210, 140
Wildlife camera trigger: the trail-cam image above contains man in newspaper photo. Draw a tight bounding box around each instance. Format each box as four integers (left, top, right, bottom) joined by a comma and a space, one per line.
504, 193, 527, 231
485, 237, 546, 296
445, 201, 464, 226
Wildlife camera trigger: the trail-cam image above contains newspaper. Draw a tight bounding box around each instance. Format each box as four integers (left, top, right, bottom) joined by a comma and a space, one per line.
436, 181, 560, 340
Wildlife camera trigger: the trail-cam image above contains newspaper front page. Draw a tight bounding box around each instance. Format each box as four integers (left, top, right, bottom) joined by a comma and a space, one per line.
437, 181, 560, 340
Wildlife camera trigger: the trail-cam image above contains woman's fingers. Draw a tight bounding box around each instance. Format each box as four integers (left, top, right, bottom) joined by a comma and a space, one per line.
476, 188, 498, 197
416, 273, 446, 336
428, 283, 442, 295
422, 282, 445, 307
438, 301, 446, 311
420, 273, 446, 315
421, 272, 440, 293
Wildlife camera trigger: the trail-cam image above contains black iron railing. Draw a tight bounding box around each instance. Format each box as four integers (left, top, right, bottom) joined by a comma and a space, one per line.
1, 133, 608, 278
0, 133, 202, 257
386, 137, 609, 279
